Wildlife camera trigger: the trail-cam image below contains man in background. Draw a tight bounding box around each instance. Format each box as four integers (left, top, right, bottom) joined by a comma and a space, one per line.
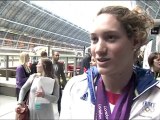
52, 51, 67, 114
30, 51, 48, 74
79, 47, 91, 74
40, 51, 48, 58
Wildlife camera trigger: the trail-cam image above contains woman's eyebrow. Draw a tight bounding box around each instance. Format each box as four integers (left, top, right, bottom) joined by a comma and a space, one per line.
90, 30, 120, 37
90, 33, 96, 36
102, 30, 119, 34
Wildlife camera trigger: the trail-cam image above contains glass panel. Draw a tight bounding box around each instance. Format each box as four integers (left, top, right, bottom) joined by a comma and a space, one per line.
39, 39, 48, 45
50, 42, 55, 46
19, 35, 30, 43
157, 15, 160, 19
3, 39, 13, 47
146, 1, 159, 12
17, 41, 25, 49
28, 43, 35, 50
156, 10, 160, 19
17, 41, 28, 49
30, 38, 40, 44
0, 31, 6, 38
12, 41, 17, 48
5, 32, 19, 40
0, 39, 3, 45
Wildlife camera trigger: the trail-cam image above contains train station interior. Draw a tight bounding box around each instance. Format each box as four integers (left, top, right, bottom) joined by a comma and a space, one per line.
0, 0, 160, 119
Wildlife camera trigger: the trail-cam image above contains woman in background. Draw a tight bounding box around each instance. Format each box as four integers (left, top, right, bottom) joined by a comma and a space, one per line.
148, 52, 160, 79
16, 58, 59, 119
16, 52, 31, 101
90, 56, 97, 67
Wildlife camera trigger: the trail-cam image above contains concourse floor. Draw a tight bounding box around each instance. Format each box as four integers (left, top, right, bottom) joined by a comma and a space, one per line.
0, 95, 59, 119
0, 77, 59, 119
0, 95, 17, 119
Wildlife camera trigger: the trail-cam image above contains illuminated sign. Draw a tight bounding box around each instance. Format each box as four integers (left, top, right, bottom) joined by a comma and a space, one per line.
151, 26, 159, 35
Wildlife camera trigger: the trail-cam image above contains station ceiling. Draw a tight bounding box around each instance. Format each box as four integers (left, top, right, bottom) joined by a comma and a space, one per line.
0, 1, 91, 50
136, 0, 160, 19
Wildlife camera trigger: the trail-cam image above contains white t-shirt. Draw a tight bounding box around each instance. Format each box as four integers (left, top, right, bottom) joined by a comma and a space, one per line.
35, 77, 55, 103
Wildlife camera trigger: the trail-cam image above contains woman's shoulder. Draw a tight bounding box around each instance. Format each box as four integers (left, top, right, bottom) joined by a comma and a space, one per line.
69, 73, 87, 83
16, 65, 23, 69
149, 81, 160, 101
38, 76, 56, 84
16, 65, 25, 73
40, 76, 55, 81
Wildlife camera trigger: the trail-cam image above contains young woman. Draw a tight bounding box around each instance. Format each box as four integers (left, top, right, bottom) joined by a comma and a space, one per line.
16, 52, 31, 101
60, 6, 160, 119
16, 58, 59, 119
90, 56, 96, 66
148, 52, 160, 79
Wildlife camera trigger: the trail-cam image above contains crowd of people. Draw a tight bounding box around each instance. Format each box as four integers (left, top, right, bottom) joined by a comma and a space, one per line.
15, 5, 160, 120
15, 50, 66, 119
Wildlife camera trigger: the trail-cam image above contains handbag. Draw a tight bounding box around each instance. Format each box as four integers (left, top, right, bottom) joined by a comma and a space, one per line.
15, 101, 29, 120
15, 74, 36, 120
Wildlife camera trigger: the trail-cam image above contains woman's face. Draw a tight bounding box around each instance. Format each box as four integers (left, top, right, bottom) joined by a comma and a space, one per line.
90, 56, 96, 66
90, 14, 135, 75
36, 60, 43, 73
153, 56, 160, 71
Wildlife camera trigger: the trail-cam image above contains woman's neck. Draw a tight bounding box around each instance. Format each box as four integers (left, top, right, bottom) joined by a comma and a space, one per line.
101, 67, 133, 94
37, 72, 44, 76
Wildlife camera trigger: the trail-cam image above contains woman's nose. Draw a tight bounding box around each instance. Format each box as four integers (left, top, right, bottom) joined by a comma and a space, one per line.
95, 39, 107, 54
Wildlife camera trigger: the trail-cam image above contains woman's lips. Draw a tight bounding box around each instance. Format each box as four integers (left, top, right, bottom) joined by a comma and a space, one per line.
96, 57, 111, 66
97, 57, 110, 62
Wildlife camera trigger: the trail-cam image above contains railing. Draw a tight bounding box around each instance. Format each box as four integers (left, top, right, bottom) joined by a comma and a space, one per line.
0, 54, 83, 81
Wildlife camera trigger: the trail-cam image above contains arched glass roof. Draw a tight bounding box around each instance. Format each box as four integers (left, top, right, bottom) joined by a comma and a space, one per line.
0, 1, 91, 51
135, 0, 160, 42
136, 0, 160, 19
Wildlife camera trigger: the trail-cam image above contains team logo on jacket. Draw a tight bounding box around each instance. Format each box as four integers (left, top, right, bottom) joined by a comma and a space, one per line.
139, 101, 155, 118
80, 92, 88, 101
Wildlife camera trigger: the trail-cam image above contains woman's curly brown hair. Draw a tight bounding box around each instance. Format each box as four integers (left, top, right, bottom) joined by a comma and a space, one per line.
97, 5, 154, 49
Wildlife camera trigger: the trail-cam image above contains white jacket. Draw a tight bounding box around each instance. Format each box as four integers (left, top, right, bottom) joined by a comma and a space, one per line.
60, 67, 160, 119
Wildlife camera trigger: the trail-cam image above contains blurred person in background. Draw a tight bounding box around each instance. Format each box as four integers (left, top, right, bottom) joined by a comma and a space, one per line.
90, 56, 96, 67
79, 47, 91, 74
40, 51, 48, 58
30, 56, 38, 74
16, 52, 31, 101
16, 58, 59, 119
52, 51, 67, 114
148, 52, 160, 79
30, 51, 48, 74
134, 50, 144, 68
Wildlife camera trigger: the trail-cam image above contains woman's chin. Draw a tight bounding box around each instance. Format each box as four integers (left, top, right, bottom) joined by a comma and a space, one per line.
97, 67, 111, 75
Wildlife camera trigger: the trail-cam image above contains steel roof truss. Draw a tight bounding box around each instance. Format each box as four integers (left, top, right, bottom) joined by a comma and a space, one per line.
0, 1, 10, 15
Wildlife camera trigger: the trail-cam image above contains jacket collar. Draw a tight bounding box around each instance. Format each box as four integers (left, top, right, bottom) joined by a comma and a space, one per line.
85, 66, 159, 103
133, 66, 159, 100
